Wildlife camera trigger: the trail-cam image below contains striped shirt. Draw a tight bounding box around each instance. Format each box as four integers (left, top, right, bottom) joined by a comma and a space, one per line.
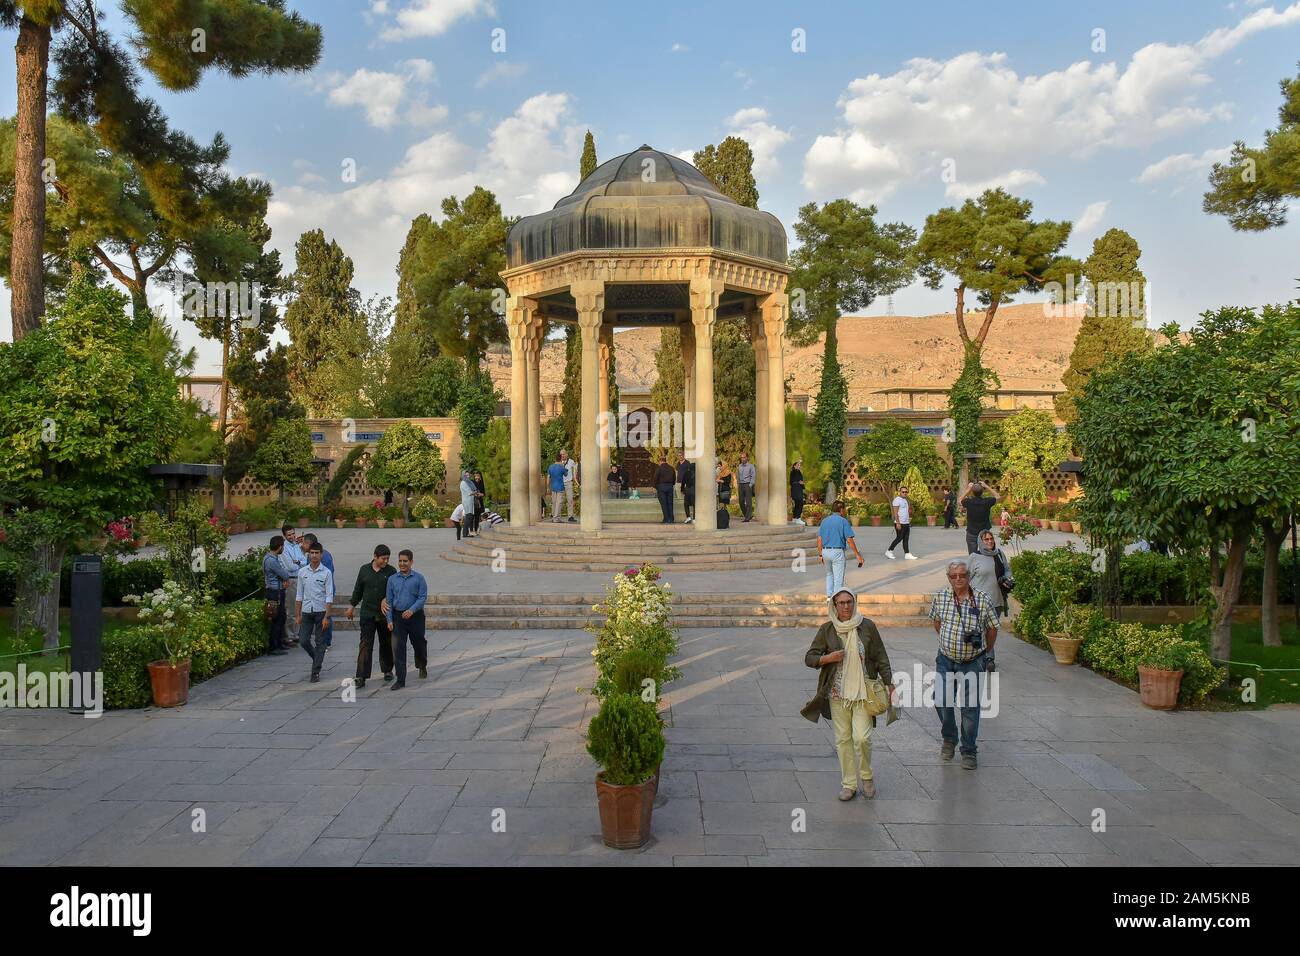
928, 587, 997, 663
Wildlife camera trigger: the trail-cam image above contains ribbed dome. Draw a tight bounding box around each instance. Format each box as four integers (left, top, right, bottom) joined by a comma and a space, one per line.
506, 145, 787, 268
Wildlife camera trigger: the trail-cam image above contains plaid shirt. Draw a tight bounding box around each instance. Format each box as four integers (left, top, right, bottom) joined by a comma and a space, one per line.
928, 587, 997, 662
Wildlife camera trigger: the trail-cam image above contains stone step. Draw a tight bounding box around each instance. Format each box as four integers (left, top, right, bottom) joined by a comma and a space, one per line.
403, 601, 931, 618
441, 554, 797, 571
420, 591, 929, 606
410, 615, 932, 630
449, 544, 814, 561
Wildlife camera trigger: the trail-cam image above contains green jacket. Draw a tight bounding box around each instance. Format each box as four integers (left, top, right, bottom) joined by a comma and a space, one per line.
801, 618, 893, 723
349, 562, 396, 619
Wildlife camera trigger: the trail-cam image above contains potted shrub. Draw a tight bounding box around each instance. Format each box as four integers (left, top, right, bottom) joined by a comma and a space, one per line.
924, 502, 938, 527
327, 503, 351, 529
412, 495, 439, 529
366, 500, 386, 529
387, 505, 405, 529
869, 502, 884, 527
1045, 602, 1093, 665
587, 692, 665, 849
1137, 636, 1187, 710
124, 581, 197, 708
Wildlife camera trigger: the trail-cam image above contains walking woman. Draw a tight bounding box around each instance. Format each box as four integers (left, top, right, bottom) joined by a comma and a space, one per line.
459, 470, 479, 538
801, 589, 894, 800
790, 459, 806, 525
966, 529, 1014, 671
472, 470, 487, 534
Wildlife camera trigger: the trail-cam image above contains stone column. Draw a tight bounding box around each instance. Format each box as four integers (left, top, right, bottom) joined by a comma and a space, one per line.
526, 312, 544, 523
679, 317, 695, 435
751, 312, 770, 524
690, 277, 723, 532
572, 281, 605, 532
762, 293, 789, 526
506, 297, 531, 527
598, 323, 613, 485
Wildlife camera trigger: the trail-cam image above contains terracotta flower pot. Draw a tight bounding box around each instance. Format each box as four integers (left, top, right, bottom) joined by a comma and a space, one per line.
296, 517, 310, 528
147, 659, 191, 708
393, 518, 406, 529
595, 772, 656, 849
870, 516, 882, 526
1059, 521, 1074, 533
1138, 666, 1184, 710
229, 522, 247, 535
375, 519, 387, 529
850, 516, 861, 527
1047, 633, 1082, 665
420, 520, 432, 528
354, 518, 367, 528
926, 515, 937, 526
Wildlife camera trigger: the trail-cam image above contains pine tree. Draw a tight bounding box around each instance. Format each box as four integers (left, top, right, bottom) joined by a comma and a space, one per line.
813, 336, 848, 488
713, 319, 755, 460
693, 137, 758, 207
559, 326, 583, 455
283, 229, 365, 417
580, 130, 597, 180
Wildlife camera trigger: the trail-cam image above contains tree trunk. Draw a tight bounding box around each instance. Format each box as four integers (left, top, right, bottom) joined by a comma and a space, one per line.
1261, 519, 1287, 647
214, 322, 233, 517
11, 17, 50, 340
1208, 529, 1250, 662
17, 539, 66, 653
403, 489, 410, 522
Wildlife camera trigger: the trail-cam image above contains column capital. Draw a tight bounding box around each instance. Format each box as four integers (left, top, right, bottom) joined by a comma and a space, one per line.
689, 276, 725, 322
761, 295, 787, 345
507, 296, 535, 344
571, 280, 605, 326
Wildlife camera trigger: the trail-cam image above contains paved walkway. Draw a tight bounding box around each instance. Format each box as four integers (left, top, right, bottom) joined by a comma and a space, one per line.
2, 618, 1297, 866
224, 525, 1083, 595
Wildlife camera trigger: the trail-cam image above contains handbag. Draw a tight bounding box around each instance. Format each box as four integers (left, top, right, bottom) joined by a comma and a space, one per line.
863, 676, 891, 717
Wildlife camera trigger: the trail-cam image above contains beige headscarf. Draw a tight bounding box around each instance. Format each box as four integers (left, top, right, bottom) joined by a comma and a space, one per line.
829, 589, 867, 701
829, 589, 862, 640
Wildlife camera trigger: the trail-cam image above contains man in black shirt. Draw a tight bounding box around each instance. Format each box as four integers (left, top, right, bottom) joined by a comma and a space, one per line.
961, 482, 997, 554
655, 456, 677, 523
347, 544, 397, 687
676, 453, 696, 524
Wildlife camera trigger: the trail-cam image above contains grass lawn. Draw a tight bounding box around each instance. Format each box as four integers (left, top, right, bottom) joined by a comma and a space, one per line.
1209, 620, 1300, 708
0, 618, 133, 677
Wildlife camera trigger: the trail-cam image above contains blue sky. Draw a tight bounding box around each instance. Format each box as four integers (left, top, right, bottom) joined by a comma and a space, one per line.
3, 0, 1299, 373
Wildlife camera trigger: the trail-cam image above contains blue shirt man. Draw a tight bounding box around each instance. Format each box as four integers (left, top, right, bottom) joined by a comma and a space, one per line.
547, 461, 566, 492
385, 563, 429, 624
385, 550, 429, 689
817, 505, 864, 598
300, 535, 334, 575
280, 531, 306, 576
263, 548, 293, 590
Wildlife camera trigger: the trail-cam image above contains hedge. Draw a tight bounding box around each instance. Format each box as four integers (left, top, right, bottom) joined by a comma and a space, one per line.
103, 600, 266, 709
0, 553, 263, 607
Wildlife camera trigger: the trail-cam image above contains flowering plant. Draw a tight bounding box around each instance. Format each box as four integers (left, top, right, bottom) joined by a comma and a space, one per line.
364, 499, 385, 520
103, 517, 138, 555
123, 581, 200, 666
586, 563, 680, 699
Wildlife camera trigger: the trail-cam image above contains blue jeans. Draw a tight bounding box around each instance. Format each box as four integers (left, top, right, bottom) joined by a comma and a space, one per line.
823, 548, 846, 597
935, 651, 984, 756
299, 611, 331, 677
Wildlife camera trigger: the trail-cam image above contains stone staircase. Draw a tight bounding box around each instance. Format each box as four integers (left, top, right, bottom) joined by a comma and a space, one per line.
329, 591, 933, 630
443, 521, 819, 571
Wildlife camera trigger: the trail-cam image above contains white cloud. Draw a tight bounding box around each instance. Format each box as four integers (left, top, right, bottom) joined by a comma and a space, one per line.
945, 168, 1046, 200
1136, 146, 1234, 186
324, 61, 443, 130
802, 4, 1300, 202
476, 61, 527, 88
376, 0, 495, 41
1074, 200, 1110, 234
671, 43, 689, 53
725, 107, 792, 176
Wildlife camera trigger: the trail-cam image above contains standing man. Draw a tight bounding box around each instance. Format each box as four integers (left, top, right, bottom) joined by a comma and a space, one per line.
280, 525, 307, 646
676, 452, 696, 524
347, 543, 396, 688
942, 486, 957, 529
654, 454, 677, 524
385, 549, 428, 691
928, 561, 998, 769
885, 485, 917, 560
262, 535, 291, 656
560, 449, 579, 523
737, 451, 757, 522
817, 501, 865, 597
300, 533, 334, 575
295, 542, 334, 683
547, 453, 567, 523
961, 482, 998, 554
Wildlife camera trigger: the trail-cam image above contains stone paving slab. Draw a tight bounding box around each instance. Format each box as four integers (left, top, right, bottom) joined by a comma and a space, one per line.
1, 621, 1297, 866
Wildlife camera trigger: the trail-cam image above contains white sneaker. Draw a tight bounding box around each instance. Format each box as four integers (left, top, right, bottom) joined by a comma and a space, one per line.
884, 550, 895, 560
795, 518, 806, 526
685, 517, 694, 524
904, 553, 918, 561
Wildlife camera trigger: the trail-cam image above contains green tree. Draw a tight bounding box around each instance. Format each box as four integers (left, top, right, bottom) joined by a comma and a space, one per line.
472, 417, 512, 505
854, 419, 947, 490
917, 188, 1080, 356
998, 409, 1071, 508
693, 136, 759, 207
559, 325, 583, 455
900, 465, 934, 512
249, 417, 316, 505
786, 407, 829, 496
366, 420, 445, 520
456, 368, 501, 470
410, 187, 512, 367
283, 229, 366, 417
379, 354, 463, 418
1073, 304, 1300, 658
580, 130, 598, 180
650, 326, 685, 454
2, 0, 321, 340
713, 318, 755, 460
225, 343, 302, 489
788, 199, 916, 481
1056, 228, 1152, 425
1203, 64, 1300, 230
947, 346, 1001, 484
383, 213, 439, 413
0, 273, 183, 648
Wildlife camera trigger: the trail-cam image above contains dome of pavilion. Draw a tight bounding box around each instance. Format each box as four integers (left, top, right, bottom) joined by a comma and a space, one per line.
506, 145, 787, 269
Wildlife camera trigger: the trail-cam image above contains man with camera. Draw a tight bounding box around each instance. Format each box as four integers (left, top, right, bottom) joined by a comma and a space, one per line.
927, 561, 998, 769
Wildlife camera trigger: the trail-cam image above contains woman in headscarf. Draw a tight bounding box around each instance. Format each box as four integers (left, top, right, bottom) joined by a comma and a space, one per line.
966, 529, 1014, 671
789, 458, 805, 525
472, 470, 486, 533
801, 589, 894, 801
716, 459, 733, 505
459, 471, 478, 538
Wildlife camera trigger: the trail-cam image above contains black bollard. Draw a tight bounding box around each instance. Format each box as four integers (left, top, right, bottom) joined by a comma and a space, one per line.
69, 555, 103, 702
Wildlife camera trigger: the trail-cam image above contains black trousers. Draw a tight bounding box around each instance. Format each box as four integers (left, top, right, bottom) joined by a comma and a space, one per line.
888, 523, 912, 554
739, 483, 754, 520
792, 496, 805, 521
966, 528, 987, 554
682, 491, 694, 519
454, 519, 463, 540
356, 614, 393, 680
657, 484, 675, 522
266, 589, 285, 650
943, 508, 957, 529
392, 610, 428, 684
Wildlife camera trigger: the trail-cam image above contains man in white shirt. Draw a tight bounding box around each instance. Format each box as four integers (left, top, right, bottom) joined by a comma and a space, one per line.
295, 542, 335, 683
279, 524, 307, 646
560, 449, 578, 522
885, 486, 917, 560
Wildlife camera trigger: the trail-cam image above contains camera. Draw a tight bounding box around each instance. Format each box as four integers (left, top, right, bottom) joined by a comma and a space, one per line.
963, 629, 983, 647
